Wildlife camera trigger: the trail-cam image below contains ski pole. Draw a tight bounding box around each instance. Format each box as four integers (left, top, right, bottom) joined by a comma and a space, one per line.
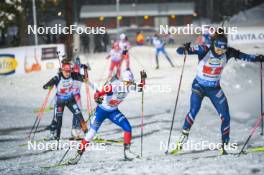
57, 146, 71, 165
165, 52, 187, 154
56, 51, 62, 68
84, 67, 92, 115
48, 94, 56, 110
28, 87, 53, 139
85, 85, 92, 114
260, 62, 263, 135
28, 87, 52, 138
32, 87, 53, 140
140, 77, 145, 157
239, 113, 263, 156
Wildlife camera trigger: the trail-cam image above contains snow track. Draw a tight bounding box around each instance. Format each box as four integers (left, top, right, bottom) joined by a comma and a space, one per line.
0, 45, 264, 174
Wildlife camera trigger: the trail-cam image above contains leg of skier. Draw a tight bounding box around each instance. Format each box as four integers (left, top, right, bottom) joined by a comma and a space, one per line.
67, 97, 88, 134
123, 54, 130, 70
71, 94, 83, 139
45, 102, 59, 140
116, 62, 121, 79
107, 109, 137, 160
207, 88, 231, 155
171, 80, 204, 154
108, 61, 115, 80
54, 100, 65, 141
68, 106, 108, 165
161, 48, 175, 67
155, 49, 160, 69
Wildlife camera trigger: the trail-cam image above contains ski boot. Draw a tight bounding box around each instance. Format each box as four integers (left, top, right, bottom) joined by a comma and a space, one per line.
155, 65, 159, 70
44, 130, 57, 141
67, 151, 83, 165
71, 128, 84, 140
170, 129, 189, 155
68, 139, 88, 165
220, 141, 229, 155
124, 144, 140, 161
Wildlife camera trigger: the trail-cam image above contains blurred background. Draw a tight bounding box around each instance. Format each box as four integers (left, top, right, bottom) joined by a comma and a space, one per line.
0, 0, 263, 75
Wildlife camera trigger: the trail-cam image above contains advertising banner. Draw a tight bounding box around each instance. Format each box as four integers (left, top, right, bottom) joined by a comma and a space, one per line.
0, 44, 65, 76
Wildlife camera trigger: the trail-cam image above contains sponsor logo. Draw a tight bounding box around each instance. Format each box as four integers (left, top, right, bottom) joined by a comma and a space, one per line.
0, 54, 18, 75
208, 58, 222, 65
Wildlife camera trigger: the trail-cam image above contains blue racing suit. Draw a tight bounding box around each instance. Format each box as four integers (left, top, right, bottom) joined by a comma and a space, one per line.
177, 45, 257, 142
153, 37, 174, 67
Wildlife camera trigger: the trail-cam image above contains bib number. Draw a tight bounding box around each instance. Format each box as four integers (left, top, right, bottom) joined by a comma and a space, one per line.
203, 66, 222, 75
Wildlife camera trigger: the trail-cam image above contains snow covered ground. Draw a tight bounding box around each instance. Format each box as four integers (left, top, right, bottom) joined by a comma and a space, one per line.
0, 45, 264, 175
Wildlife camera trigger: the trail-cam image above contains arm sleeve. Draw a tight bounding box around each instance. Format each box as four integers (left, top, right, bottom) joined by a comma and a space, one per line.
177, 45, 208, 56
43, 76, 59, 89
227, 47, 256, 62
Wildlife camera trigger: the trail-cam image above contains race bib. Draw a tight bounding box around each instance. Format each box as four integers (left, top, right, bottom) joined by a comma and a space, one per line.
202, 66, 222, 75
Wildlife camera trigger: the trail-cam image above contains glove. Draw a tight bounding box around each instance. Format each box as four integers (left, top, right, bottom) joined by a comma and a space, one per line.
122, 49, 128, 55
94, 92, 103, 104
81, 64, 88, 69
256, 55, 264, 62
183, 42, 191, 51
140, 70, 147, 80
43, 85, 52, 90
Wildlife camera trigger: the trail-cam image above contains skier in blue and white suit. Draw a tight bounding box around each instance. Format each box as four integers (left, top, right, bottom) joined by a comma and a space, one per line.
152, 34, 175, 69
173, 33, 264, 154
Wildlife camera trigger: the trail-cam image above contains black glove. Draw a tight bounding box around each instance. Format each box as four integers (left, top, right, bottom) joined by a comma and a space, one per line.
122, 49, 128, 55
95, 97, 103, 104
140, 70, 147, 80
256, 55, 264, 62
183, 42, 191, 51
94, 91, 103, 104
43, 85, 51, 90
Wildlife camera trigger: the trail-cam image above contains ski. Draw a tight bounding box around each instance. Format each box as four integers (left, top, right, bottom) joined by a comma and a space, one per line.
246, 147, 264, 153
169, 146, 264, 159
41, 161, 71, 169
169, 142, 183, 155
93, 137, 124, 144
